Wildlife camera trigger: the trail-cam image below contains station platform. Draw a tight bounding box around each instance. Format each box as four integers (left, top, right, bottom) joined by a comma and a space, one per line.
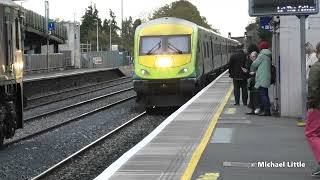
23, 67, 121, 82
95, 71, 314, 180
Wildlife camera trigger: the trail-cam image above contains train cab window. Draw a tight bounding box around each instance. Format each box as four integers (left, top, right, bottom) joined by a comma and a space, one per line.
167, 35, 191, 54
140, 36, 162, 55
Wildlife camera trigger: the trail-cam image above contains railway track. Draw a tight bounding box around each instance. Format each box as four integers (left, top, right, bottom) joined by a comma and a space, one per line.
24, 87, 134, 122
5, 95, 136, 147
31, 112, 147, 180
25, 77, 132, 110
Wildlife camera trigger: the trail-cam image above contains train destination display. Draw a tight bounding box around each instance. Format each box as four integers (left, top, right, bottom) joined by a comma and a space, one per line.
249, 0, 319, 16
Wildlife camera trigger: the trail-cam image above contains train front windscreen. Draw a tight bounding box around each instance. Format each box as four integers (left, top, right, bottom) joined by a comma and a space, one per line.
139, 35, 191, 56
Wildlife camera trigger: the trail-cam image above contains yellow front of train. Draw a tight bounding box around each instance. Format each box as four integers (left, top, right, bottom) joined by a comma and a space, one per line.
133, 18, 199, 108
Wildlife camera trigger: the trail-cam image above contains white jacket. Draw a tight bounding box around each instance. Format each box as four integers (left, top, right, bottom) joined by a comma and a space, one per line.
306, 53, 318, 80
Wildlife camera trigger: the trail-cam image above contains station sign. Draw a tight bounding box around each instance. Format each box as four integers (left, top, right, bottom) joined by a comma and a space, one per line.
260, 17, 273, 31
93, 57, 103, 65
249, 0, 319, 16
48, 22, 55, 31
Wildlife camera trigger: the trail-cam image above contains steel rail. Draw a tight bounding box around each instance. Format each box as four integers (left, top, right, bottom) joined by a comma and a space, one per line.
6, 96, 137, 147
24, 87, 134, 122
30, 112, 146, 180
25, 77, 132, 110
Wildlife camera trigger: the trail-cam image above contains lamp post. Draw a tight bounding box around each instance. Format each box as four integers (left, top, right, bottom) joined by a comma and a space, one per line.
45, 0, 49, 70
109, 20, 112, 51
96, 19, 99, 52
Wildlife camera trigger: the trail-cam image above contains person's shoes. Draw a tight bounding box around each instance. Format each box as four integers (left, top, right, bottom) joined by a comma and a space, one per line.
246, 111, 255, 115
254, 109, 261, 114
234, 103, 240, 106
311, 166, 320, 177
258, 112, 271, 116
296, 120, 306, 127
243, 103, 247, 106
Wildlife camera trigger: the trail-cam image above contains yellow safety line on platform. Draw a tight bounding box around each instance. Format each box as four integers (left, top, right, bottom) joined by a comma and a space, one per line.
181, 86, 233, 180
196, 172, 220, 180
224, 108, 236, 115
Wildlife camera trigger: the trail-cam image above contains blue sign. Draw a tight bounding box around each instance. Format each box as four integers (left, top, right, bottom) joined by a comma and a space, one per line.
260, 17, 273, 31
48, 22, 55, 31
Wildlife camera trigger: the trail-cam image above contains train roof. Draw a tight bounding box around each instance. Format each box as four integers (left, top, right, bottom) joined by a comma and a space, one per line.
137, 17, 239, 44
0, 0, 18, 7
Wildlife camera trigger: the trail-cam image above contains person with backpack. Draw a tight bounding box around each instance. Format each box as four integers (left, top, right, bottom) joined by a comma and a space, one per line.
305, 42, 320, 177
250, 41, 272, 116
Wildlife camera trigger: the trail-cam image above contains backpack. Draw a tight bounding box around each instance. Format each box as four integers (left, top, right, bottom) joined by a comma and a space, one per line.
271, 64, 276, 85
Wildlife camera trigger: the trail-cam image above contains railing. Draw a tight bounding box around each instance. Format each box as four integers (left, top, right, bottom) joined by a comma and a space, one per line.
24, 51, 72, 73
81, 51, 131, 69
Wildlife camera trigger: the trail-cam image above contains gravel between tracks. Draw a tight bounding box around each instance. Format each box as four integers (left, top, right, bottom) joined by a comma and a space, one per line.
24, 82, 133, 119
5, 90, 136, 144
0, 99, 145, 180
37, 112, 171, 180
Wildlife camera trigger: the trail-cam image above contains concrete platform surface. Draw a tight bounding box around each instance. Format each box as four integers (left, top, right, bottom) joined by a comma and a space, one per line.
94, 70, 314, 180
192, 99, 315, 180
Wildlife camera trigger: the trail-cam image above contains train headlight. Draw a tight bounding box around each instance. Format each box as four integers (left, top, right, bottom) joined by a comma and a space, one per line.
141, 69, 150, 76
155, 57, 173, 68
178, 68, 188, 74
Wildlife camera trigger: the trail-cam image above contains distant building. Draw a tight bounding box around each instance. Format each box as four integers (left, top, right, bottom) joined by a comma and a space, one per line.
59, 21, 81, 68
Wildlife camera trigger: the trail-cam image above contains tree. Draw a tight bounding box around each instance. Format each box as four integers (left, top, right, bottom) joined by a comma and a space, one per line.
80, 4, 101, 46
150, 0, 219, 33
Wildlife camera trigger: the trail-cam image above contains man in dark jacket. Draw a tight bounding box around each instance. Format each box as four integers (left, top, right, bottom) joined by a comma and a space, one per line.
229, 45, 248, 106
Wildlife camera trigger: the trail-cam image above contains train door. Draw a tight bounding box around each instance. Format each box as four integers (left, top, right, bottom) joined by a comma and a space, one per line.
210, 36, 214, 70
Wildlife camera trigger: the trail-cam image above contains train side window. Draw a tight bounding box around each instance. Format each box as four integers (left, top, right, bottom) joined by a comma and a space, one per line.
207, 41, 210, 57
15, 18, 20, 50
202, 42, 207, 58
211, 40, 214, 58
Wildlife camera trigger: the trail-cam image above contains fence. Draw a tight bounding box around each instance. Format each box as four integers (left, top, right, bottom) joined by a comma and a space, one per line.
24, 51, 72, 73
81, 51, 131, 69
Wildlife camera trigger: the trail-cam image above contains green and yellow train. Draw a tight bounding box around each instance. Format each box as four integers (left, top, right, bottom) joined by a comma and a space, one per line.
133, 17, 240, 108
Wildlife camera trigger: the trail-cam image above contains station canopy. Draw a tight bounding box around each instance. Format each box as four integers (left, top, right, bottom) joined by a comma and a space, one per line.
249, 0, 319, 16
0, 0, 18, 7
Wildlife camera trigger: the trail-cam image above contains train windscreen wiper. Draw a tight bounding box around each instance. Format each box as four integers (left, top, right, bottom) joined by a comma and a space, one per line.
168, 43, 183, 54
146, 41, 161, 55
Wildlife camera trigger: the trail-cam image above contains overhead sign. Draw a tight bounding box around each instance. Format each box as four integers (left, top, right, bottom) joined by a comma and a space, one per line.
48, 22, 55, 31
249, 0, 319, 16
260, 17, 273, 31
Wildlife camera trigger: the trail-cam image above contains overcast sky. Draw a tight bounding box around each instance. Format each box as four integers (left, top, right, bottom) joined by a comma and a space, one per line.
20, 0, 252, 37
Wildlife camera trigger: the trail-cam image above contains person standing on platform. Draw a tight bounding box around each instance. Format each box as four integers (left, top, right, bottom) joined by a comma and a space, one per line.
250, 41, 272, 116
246, 51, 261, 115
305, 42, 320, 177
306, 42, 318, 80
228, 45, 248, 106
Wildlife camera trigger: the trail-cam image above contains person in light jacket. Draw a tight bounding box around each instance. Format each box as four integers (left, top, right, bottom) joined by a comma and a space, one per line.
250, 41, 272, 116
306, 42, 318, 80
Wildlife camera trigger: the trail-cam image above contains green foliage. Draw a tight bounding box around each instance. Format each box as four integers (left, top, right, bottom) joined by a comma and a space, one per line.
80, 4, 101, 44
79, 4, 141, 53
150, 0, 219, 33
121, 18, 142, 55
